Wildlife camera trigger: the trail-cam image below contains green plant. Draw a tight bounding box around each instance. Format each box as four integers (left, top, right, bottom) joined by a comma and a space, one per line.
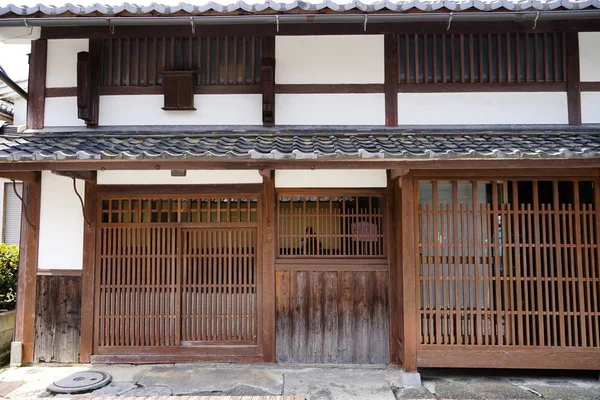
0, 244, 18, 310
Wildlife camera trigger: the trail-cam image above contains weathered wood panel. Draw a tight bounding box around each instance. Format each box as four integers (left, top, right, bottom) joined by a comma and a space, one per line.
34, 275, 82, 363
276, 270, 389, 364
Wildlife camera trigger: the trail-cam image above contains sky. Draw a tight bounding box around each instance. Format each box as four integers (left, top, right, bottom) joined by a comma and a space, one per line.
0, 43, 29, 81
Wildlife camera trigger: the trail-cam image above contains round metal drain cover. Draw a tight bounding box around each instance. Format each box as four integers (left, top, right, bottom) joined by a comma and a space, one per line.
47, 371, 112, 394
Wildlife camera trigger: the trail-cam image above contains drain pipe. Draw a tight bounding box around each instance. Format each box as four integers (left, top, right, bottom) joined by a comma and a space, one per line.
0, 10, 598, 28
0, 65, 27, 100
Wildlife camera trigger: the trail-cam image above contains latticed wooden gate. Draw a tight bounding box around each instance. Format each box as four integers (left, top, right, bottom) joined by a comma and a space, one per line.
93, 192, 261, 358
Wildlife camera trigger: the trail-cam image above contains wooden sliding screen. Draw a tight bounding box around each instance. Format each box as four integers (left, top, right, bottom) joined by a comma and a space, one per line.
415, 179, 600, 369
94, 194, 262, 359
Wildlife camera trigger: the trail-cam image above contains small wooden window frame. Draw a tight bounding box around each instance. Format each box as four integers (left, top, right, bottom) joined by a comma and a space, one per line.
162, 70, 196, 111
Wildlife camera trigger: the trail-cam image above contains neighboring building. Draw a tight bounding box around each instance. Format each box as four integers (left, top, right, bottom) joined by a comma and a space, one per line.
0, 0, 598, 375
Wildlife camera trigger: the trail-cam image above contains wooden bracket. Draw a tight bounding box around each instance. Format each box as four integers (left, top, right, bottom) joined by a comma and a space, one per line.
0, 171, 40, 183
259, 169, 274, 181
52, 170, 97, 182
389, 168, 409, 181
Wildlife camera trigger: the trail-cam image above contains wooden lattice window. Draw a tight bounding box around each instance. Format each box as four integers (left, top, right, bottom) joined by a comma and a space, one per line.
277, 193, 385, 258
101, 36, 262, 86
417, 179, 600, 348
398, 32, 566, 84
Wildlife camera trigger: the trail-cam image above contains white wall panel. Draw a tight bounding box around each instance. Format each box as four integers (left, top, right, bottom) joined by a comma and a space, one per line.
46, 39, 88, 88
582, 92, 600, 124
13, 98, 26, 126
276, 35, 384, 84
44, 97, 86, 126
38, 172, 84, 270
276, 93, 385, 125
397, 92, 568, 125
276, 170, 387, 188
99, 94, 262, 125
98, 170, 263, 185
579, 33, 600, 82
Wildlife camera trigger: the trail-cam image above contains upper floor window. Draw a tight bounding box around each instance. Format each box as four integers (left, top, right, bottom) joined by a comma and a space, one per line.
101, 36, 263, 87
398, 32, 566, 85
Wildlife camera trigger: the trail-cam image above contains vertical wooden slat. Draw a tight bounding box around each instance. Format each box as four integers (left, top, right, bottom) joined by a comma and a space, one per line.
573, 182, 587, 347
532, 181, 545, 346
432, 182, 441, 345
553, 181, 566, 346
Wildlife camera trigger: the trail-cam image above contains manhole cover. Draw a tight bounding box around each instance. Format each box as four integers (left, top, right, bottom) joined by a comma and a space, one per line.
47, 371, 112, 394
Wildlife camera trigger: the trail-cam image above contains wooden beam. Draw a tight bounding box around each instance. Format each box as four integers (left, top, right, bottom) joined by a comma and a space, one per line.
385, 34, 398, 127
13, 179, 41, 363
399, 173, 418, 371
26, 39, 47, 130
51, 170, 97, 182
261, 170, 276, 362
390, 168, 410, 181
0, 172, 40, 183
566, 32, 581, 126
79, 181, 96, 362
261, 36, 276, 127
387, 172, 401, 364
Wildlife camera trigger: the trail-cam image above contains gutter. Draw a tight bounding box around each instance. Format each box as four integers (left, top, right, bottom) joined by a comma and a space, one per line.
0, 10, 598, 27
0, 66, 27, 101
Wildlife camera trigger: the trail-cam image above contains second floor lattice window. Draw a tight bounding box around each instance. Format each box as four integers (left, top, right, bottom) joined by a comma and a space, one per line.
398, 32, 566, 84
277, 194, 385, 258
101, 36, 262, 86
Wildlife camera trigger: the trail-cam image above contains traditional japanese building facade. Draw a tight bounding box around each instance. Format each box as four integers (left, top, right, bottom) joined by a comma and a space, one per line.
0, 0, 599, 373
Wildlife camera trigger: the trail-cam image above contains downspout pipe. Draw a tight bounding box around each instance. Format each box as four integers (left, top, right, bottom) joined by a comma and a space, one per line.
0, 65, 27, 101
0, 10, 598, 27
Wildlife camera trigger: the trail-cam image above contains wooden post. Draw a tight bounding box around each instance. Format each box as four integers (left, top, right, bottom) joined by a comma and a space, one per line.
261, 37, 276, 127
261, 169, 276, 362
387, 171, 401, 364
13, 174, 41, 363
384, 34, 398, 127
399, 173, 418, 371
26, 40, 47, 130
566, 32, 581, 126
79, 181, 97, 362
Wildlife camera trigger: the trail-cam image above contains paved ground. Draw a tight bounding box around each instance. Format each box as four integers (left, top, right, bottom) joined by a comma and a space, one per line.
0, 364, 598, 400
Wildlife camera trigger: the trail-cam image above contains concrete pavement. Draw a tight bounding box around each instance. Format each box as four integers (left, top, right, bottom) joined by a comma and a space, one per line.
0, 363, 598, 400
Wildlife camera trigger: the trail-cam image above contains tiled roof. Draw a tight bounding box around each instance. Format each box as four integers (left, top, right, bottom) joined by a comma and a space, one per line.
0, 100, 13, 118
0, 131, 598, 161
0, 0, 599, 17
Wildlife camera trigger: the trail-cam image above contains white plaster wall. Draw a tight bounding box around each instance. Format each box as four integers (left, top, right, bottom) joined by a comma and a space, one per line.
44, 97, 86, 126
0, 27, 41, 44
46, 39, 89, 88
579, 33, 600, 82
276, 170, 387, 188
13, 98, 26, 127
276, 94, 385, 125
38, 172, 84, 270
276, 35, 384, 84
98, 170, 263, 185
397, 92, 569, 125
0, 179, 6, 239
99, 95, 262, 125
582, 92, 600, 124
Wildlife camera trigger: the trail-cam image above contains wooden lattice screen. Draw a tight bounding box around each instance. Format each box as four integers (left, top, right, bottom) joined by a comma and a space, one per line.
95, 195, 260, 353
398, 32, 566, 84
101, 36, 262, 86
417, 180, 600, 349
277, 194, 385, 257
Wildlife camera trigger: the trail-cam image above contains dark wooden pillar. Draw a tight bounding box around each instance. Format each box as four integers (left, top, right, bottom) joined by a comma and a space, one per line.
261, 37, 276, 127
566, 32, 581, 126
79, 181, 97, 362
384, 34, 398, 127
399, 173, 418, 371
387, 171, 401, 364
26, 40, 47, 130
77, 39, 101, 127
13, 175, 42, 363
261, 169, 276, 362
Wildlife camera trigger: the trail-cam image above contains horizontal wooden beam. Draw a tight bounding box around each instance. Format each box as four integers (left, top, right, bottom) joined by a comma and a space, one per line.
398, 82, 567, 93
412, 167, 599, 180
51, 170, 97, 182
96, 183, 263, 195
0, 171, 41, 183
37, 269, 82, 276
0, 158, 597, 172
418, 346, 600, 370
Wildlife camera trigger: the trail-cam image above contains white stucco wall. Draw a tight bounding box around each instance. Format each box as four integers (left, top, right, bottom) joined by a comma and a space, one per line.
276, 170, 387, 188
46, 39, 89, 88
99, 95, 262, 125
12, 98, 26, 126
44, 97, 86, 127
579, 32, 600, 82
275, 35, 384, 84
38, 172, 84, 270
276, 93, 385, 125
582, 92, 600, 124
98, 170, 263, 185
397, 92, 569, 125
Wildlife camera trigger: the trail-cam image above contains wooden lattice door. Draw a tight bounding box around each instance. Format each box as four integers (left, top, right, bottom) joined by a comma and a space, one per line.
94, 193, 261, 358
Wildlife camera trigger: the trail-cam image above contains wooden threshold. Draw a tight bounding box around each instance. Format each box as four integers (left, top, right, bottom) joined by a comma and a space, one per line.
37, 269, 82, 276
90, 354, 266, 364
418, 346, 600, 370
